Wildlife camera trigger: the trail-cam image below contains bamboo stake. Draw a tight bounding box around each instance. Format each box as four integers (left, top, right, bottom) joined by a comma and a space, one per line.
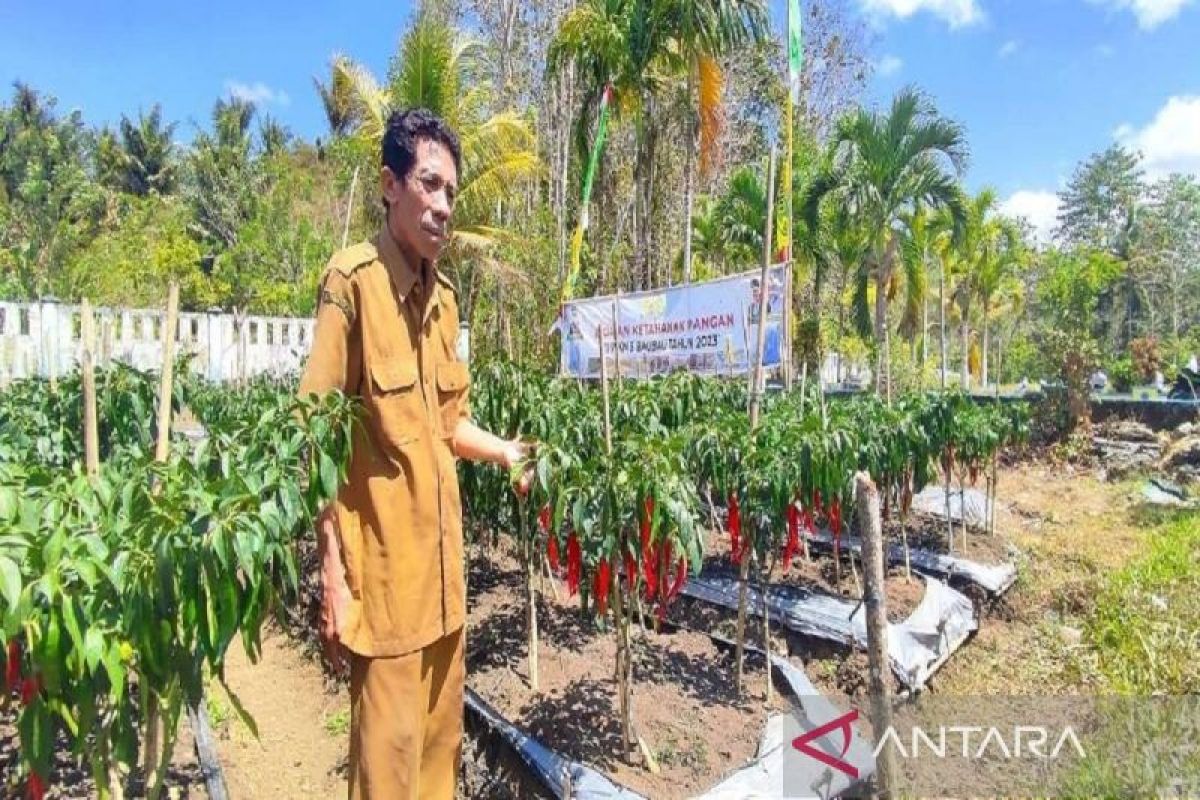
855, 472, 896, 796
341, 166, 359, 249
521, 511, 539, 691
142, 284, 178, 785
153, 284, 179, 464
81, 299, 99, 480
738, 145, 777, 698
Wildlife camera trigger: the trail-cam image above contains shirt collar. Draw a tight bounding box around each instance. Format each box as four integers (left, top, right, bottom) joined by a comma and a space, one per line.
377, 225, 440, 313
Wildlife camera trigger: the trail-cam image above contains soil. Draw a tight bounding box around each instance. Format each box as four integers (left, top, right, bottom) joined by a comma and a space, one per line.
702, 529, 930, 622
0, 697, 204, 799
466, 543, 789, 800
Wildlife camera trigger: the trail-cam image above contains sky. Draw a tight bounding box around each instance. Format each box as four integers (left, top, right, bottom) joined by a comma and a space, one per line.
1, 0, 1197, 242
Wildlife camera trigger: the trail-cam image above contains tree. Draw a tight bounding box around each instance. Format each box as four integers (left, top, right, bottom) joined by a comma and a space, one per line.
183, 98, 261, 252
1131, 174, 1200, 356
1055, 145, 1144, 255
313, 59, 358, 139
0, 83, 106, 297
550, 0, 768, 290
99, 105, 178, 196
804, 87, 967, 394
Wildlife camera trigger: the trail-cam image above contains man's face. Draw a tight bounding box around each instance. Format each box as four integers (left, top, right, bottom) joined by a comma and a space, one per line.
382, 138, 458, 264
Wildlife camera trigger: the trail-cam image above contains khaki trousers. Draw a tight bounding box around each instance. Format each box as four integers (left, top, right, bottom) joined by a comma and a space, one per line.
348, 627, 464, 800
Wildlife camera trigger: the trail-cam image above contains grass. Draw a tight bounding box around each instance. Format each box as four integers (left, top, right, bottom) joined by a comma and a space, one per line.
324, 707, 351, 737
1084, 509, 1199, 695
1058, 509, 1200, 796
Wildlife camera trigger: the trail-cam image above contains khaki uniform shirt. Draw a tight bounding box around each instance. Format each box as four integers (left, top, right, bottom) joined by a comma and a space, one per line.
299, 226, 470, 658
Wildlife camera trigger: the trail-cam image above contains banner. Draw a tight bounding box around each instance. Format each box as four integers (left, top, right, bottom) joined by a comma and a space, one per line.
554, 266, 789, 379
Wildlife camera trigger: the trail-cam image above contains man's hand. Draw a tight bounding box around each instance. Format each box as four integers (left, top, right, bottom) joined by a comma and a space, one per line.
503, 438, 536, 497
316, 507, 351, 674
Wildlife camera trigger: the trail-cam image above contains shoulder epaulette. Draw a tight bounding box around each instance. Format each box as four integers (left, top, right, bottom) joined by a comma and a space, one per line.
435, 271, 459, 296
327, 241, 379, 277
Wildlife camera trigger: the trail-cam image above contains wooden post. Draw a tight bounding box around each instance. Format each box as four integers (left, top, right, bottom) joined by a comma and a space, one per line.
610, 300, 622, 386
599, 328, 613, 453
855, 471, 896, 796
80, 299, 100, 480
738, 145, 777, 697
154, 284, 180, 463
524, 518, 539, 692
748, 145, 777, 429
341, 166, 360, 249
599, 326, 638, 765
143, 283, 178, 782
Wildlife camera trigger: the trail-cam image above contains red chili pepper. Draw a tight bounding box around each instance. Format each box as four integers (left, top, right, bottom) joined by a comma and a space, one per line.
27, 771, 45, 800
624, 550, 638, 588
593, 559, 612, 616
830, 497, 842, 536
5, 639, 20, 693
643, 544, 658, 598
547, 535, 561, 574
659, 540, 673, 603
784, 502, 800, 572
668, 556, 687, 600
538, 503, 551, 534
566, 533, 582, 597
802, 507, 816, 535
728, 493, 742, 565
813, 489, 824, 517
20, 674, 41, 706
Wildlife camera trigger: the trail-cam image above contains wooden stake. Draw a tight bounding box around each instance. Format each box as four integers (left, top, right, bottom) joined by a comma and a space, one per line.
143, 283, 178, 783
154, 284, 179, 464
855, 472, 896, 796
739, 147, 777, 698
748, 150, 776, 426
341, 166, 359, 249
611, 300, 622, 386
599, 328, 613, 452
80, 299, 99, 480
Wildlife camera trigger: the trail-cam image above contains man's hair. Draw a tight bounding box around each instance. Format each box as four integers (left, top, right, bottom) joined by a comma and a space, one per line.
381, 107, 461, 184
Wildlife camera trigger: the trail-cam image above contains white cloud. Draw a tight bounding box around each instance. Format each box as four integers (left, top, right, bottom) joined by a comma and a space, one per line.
877, 55, 904, 76
1095, 43, 1116, 57
860, 0, 984, 28
999, 190, 1061, 245
1114, 95, 1200, 178
225, 80, 291, 107
1087, 0, 1195, 30
998, 40, 1020, 57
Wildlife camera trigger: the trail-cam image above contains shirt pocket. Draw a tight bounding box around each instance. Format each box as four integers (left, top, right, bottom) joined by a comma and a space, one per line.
435, 360, 470, 438
368, 356, 422, 449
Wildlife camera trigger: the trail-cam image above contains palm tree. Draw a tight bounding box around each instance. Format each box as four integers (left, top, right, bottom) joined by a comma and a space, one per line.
941, 188, 1000, 390
258, 116, 292, 157
550, 0, 768, 291
715, 165, 768, 268
804, 87, 967, 394
973, 213, 1025, 386
313, 60, 358, 138
334, 14, 540, 266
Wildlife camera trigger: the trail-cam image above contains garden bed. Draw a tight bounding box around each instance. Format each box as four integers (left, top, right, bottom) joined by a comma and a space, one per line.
466, 541, 789, 800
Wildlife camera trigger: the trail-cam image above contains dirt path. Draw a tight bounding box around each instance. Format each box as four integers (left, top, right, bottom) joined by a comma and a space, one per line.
210, 634, 349, 799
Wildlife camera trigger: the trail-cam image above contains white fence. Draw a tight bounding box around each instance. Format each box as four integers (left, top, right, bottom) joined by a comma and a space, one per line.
0, 300, 315, 384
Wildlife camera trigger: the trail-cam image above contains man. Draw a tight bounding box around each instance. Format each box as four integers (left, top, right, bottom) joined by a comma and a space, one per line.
299, 108, 529, 799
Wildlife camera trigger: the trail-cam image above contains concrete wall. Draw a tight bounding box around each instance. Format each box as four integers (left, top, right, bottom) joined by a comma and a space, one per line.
0, 300, 315, 384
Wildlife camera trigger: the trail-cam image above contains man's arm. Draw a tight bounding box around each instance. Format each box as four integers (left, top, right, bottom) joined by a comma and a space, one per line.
453, 418, 532, 492
300, 271, 360, 671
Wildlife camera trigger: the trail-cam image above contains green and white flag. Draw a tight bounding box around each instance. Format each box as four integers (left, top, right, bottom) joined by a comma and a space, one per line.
788, 0, 804, 103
